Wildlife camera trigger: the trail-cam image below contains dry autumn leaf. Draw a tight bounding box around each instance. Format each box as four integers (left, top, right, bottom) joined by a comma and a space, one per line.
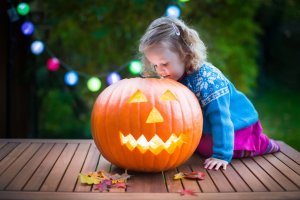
173, 171, 205, 180
79, 173, 101, 184
184, 171, 205, 180
78, 169, 131, 192
173, 172, 185, 180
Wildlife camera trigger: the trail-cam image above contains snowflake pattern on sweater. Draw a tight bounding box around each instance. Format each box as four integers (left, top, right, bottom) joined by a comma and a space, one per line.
187, 63, 229, 107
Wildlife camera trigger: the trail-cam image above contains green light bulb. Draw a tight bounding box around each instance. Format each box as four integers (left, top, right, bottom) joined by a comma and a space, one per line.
87, 77, 101, 92
129, 60, 142, 75
17, 3, 30, 16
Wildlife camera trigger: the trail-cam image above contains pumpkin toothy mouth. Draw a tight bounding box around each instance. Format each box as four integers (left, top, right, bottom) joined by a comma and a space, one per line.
120, 132, 188, 155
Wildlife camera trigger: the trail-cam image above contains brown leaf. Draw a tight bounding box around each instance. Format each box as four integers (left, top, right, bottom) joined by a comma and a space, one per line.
183, 171, 205, 180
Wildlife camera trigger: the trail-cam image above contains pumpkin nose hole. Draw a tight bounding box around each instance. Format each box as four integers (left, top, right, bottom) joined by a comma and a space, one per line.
146, 107, 164, 123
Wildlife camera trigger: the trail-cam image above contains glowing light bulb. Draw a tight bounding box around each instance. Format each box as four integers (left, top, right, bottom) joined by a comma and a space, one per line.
17, 3, 30, 16
166, 5, 181, 18
31, 40, 44, 55
64, 71, 79, 86
106, 72, 121, 85
129, 60, 142, 75
87, 77, 101, 92
47, 58, 60, 71
21, 21, 34, 35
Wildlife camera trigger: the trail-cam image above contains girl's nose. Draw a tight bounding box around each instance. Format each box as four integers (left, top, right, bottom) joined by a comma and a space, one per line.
155, 66, 167, 76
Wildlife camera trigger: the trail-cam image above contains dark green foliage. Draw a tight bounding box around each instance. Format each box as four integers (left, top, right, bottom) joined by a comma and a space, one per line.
30, 0, 297, 140
252, 87, 300, 151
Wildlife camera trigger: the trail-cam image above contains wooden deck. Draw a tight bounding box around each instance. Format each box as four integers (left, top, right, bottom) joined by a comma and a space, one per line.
0, 139, 299, 200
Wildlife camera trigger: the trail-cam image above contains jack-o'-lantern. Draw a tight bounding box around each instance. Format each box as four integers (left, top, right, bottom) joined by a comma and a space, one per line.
91, 78, 202, 172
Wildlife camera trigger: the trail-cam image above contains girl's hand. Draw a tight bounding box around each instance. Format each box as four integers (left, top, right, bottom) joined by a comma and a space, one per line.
204, 157, 228, 170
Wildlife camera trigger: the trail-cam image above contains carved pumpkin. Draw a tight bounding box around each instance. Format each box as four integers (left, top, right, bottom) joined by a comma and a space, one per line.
91, 77, 202, 172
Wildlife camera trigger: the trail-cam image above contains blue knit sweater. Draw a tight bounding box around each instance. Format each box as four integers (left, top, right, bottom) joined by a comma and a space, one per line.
180, 62, 258, 162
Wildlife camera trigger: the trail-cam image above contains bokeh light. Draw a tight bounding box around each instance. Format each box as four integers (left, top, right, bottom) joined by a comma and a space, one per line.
47, 58, 60, 71
64, 71, 79, 86
21, 21, 34, 35
31, 41, 44, 55
166, 5, 181, 18
106, 72, 121, 85
17, 3, 30, 16
87, 77, 101, 92
129, 60, 142, 75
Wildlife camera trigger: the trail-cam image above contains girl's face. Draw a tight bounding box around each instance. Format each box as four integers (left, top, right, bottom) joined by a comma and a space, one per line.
144, 45, 185, 81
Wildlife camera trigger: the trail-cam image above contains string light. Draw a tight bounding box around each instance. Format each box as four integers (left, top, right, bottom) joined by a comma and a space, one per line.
64, 71, 79, 86
17, 2, 30, 16
31, 40, 45, 55
47, 57, 60, 71
107, 72, 121, 85
166, 5, 181, 18
21, 21, 34, 35
129, 60, 142, 75
14, 2, 188, 92
87, 77, 101, 92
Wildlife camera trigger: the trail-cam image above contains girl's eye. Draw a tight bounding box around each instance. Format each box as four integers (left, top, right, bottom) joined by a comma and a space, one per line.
153, 65, 157, 69
162, 63, 168, 67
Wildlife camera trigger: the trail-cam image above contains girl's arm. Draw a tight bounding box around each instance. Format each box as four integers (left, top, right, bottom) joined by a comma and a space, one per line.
202, 91, 234, 170
204, 92, 234, 163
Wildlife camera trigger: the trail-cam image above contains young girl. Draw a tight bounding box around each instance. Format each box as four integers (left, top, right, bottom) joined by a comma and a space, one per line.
139, 17, 280, 171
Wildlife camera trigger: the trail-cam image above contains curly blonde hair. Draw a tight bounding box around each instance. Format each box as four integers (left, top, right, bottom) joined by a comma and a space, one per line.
139, 17, 207, 75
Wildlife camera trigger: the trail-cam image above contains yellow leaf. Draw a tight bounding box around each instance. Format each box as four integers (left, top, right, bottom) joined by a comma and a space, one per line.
79, 173, 100, 184
173, 172, 185, 180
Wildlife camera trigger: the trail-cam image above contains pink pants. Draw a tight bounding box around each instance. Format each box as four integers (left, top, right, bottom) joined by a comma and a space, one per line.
197, 121, 280, 158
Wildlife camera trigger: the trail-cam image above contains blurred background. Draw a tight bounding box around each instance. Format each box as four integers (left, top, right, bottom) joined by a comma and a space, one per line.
0, 0, 299, 150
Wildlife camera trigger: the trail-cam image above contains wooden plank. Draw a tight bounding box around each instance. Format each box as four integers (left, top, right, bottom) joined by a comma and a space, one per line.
242, 157, 284, 191
206, 168, 235, 192
40, 143, 78, 192
231, 159, 267, 191
189, 155, 218, 193
278, 141, 300, 165
0, 143, 42, 190
177, 158, 201, 192
0, 142, 7, 150
0, 139, 93, 144
0, 143, 19, 161
1, 191, 300, 200
197, 156, 235, 192
263, 154, 300, 187
57, 143, 91, 192
273, 152, 300, 175
0, 143, 31, 175
92, 154, 111, 192
6, 143, 54, 191
253, 156, 298, 191
74, 144, 100, 192
164, 168, 183, 192
222, 163, 251, 192
126, 170, 167, 193
23, 143, 66, 191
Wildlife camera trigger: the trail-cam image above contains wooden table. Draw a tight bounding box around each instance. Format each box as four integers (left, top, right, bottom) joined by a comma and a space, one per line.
0, 139, 299, 200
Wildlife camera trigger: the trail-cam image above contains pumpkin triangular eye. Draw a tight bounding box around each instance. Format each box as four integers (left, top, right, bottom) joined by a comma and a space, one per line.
146, 107, 164, 123
128, 90, 148, 103
160, 90, 177, 101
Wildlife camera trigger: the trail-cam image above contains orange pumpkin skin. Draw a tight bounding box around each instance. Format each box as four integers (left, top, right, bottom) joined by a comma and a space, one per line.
91, 77, 202, 172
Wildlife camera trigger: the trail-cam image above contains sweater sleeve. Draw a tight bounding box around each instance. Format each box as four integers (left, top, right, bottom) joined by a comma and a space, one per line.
204, 92, 234, 163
